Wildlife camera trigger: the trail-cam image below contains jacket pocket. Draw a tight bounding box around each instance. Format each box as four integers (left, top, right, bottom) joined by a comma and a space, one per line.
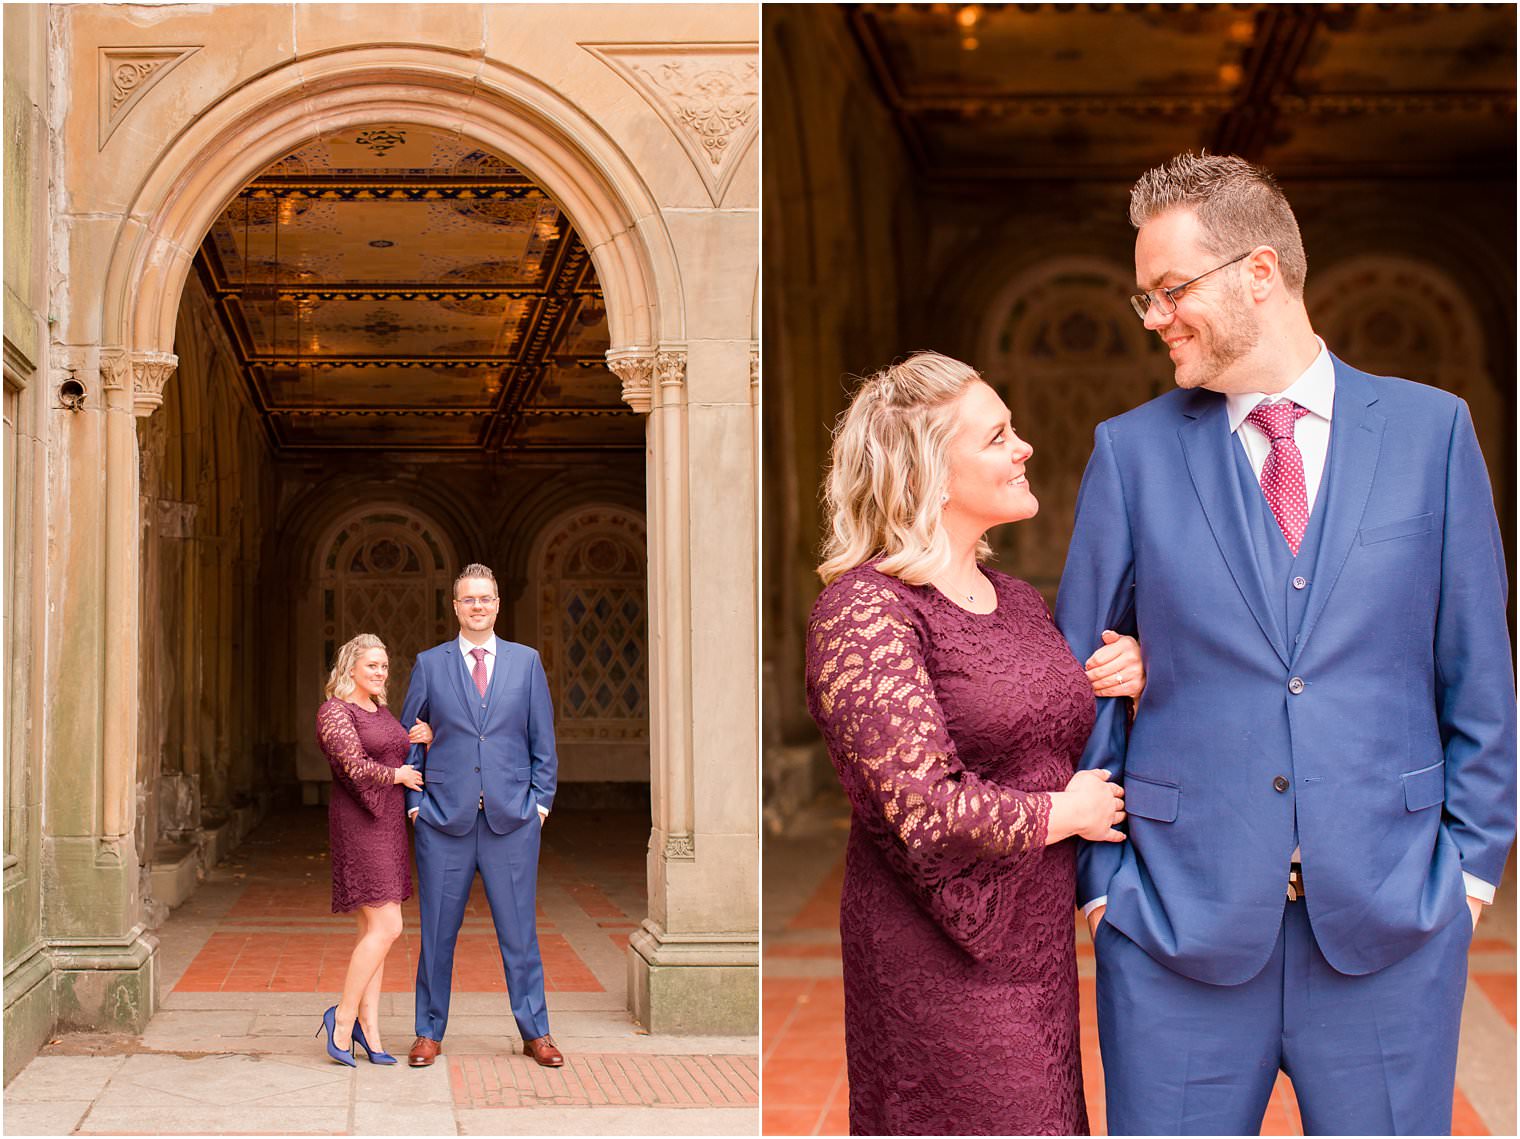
1359, 512, 1433, 546
1401, 760, 1445, 811
1123, 774, 1179, 823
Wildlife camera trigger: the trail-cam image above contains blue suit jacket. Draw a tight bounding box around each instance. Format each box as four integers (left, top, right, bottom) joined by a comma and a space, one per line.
400, 638, 558, 835
1056, 358, 1515, 985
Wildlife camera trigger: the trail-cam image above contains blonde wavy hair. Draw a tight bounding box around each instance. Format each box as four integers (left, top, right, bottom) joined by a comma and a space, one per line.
818, 351, 991, 586
324, 633, 389, 705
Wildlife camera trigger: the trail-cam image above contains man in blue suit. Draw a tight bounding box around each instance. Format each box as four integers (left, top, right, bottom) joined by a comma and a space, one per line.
400, 562, 562, 1069
1057, 153, 1514, 1135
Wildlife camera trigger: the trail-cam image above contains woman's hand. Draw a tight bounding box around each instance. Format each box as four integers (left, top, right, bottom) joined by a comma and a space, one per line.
1085, 630, 1145, 700
408, 720, 433, 748
393, 764, 424, 791
1046, 768, 1125, 845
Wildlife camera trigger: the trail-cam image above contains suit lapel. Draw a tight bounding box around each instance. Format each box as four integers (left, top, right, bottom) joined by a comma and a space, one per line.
481, 637, 507, 726
1178, 395, 1292, 668
1292, 361, 1384, 665
445, 642, 485, 730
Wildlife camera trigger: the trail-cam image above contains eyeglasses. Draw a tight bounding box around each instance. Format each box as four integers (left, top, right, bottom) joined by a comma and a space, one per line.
454, 596, 498, 607
1130, 251, 1251, 321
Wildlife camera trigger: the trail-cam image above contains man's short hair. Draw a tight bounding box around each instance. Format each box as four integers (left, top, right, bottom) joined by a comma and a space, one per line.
1129, 151, 1307, 297
454, 562, 498, 598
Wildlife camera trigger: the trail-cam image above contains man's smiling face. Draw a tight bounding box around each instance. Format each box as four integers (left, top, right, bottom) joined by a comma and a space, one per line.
1134, 208, 1261, 394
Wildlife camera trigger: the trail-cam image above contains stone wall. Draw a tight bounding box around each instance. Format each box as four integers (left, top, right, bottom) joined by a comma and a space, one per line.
3, 2, 57, 1085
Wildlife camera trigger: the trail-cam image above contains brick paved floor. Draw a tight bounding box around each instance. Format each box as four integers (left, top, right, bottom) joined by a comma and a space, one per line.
763, 791, 1516, 1137
5, 806, 757, 1135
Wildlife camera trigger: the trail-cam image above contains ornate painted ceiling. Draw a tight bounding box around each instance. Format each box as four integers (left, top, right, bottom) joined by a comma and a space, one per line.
849, 4, 1515, 181
194, 124, 634, 452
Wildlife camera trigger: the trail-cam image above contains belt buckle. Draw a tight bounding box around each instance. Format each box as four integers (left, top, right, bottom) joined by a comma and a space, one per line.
1286, 865, 1304, 902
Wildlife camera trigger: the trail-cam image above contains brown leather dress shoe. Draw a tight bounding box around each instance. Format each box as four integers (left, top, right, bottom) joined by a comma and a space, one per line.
408, 1036, 441, 1067
523, 1034, 564, 1067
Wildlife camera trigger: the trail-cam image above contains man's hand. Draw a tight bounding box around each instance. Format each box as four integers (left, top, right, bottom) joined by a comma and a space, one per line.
1086, 904, 1106, 939
1467, 895, 1483, 931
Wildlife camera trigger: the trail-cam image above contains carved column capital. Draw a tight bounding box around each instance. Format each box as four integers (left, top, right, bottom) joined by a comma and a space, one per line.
131, 351, 178, 418
654, 349, 687, 394
99, 347, 131, 392
606, 348, 655, 414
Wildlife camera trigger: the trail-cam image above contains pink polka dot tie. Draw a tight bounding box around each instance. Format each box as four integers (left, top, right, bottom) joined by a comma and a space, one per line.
470, 647, 488, 698
1246, 400, 1312, 555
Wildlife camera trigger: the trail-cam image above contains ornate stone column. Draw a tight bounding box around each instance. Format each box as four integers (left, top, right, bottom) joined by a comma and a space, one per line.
44, 347, 173, 1032
607, 343, 758, 1033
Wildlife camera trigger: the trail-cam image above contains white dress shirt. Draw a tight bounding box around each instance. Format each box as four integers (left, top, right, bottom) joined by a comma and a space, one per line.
458, 633, 498, 689
1084, 338, 1491, 915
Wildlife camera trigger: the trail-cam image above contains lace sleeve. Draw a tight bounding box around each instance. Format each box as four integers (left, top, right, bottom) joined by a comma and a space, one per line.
316, 701, 394, 818
806, 575, 1051, 960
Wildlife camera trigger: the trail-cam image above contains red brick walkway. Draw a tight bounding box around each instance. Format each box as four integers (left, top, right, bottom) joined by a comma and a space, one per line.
763, 813, 1516, 1136
450, 1053, 759, 1108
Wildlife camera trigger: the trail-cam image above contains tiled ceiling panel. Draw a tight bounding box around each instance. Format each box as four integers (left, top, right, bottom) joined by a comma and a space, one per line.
850, 4, 1515, 182
194, 124, 634, 452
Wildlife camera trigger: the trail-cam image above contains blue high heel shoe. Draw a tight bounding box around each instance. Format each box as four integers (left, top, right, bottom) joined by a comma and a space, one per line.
351, 1020, 398, 1065
316, 1005, 357, 1068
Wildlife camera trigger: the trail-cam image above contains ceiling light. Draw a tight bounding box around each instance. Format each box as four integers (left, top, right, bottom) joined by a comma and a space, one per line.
956, 4, 981, 28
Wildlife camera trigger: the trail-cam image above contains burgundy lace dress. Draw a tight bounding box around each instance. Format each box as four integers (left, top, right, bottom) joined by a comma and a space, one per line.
805, 564, 1097, 1136
315, 698, 413, 914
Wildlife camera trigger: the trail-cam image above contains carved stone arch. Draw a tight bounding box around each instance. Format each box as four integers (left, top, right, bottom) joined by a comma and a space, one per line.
524, 504, 650, 789
978, 256, 1172, 594
1309, 254, 1491, 406
294, 502, 459, 798
99, 46, 684, 408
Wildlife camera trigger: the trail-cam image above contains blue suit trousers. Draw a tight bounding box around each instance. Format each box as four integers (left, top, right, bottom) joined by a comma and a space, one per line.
1096, 903, 1472, 1135
412, 812, 548, 1042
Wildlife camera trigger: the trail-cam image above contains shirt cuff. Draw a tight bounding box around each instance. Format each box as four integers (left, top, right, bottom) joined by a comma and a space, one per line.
1082, 895, 1108, 917
537, 804, 550, 820
1464, 872, 1496, 904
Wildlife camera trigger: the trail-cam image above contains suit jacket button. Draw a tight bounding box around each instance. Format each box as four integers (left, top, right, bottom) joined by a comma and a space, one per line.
1292, 576, 1307, 590
1288, 677, 1305, 694
480, 735, 486, 741
1273, 775, 1290, 793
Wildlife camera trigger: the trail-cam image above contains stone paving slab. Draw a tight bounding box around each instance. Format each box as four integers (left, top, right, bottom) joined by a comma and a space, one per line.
350, 1101, 459, 1135
2, 1101, 92, 1135
75, 1103, 348, 1135
4, 1055, 127, 1101
454, 1105, 759, 1135
91, 1052, 351, 1108
353, 1059, 454, 1104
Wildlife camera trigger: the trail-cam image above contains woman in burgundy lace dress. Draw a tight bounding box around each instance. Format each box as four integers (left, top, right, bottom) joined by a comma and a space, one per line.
806, 352, 1142, 1135
314, 633, 431, 1066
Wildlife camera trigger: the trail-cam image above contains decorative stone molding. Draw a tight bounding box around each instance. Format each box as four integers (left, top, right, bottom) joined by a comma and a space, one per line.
99, 47, 201, 149
606, 349, 655, 414
583, 44, 758, 205
131, 352, 178, 417
664, 834, 695, 860
654, 349, 686, 394
98, 347, 131, 392
749, 345, 759, 398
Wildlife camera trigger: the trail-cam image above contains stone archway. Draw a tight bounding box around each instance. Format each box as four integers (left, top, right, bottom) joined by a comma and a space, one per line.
524, 505, 650, 792
76, 43, 739, 1035
295, 504, 460, 801
1308, 254, 1503, 483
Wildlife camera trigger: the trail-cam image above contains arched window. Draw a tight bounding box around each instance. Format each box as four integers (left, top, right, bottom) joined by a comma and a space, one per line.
981, 258, 1172, 594
529, 506, 648, 785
